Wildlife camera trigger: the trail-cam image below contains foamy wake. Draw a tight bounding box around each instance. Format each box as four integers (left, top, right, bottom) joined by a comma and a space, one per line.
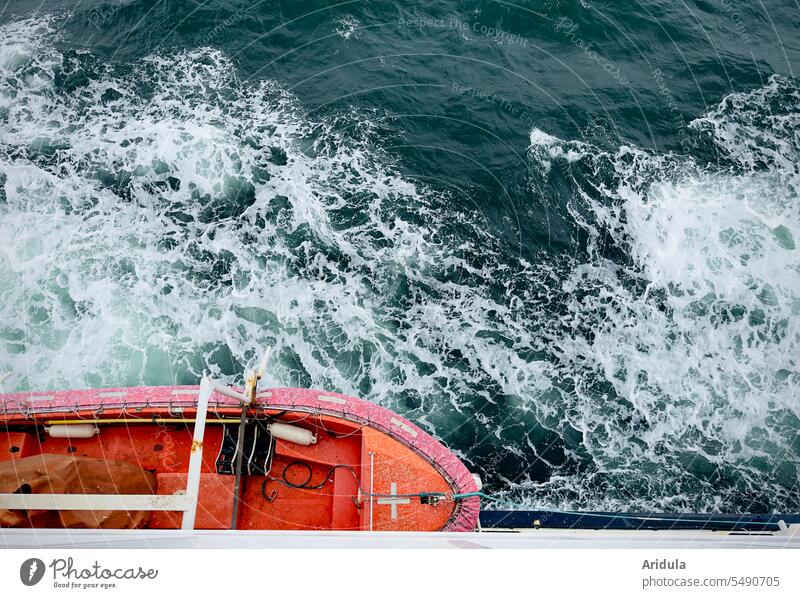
526, 76, 799, 511
0, 15, 797, 511
0, 16, 541, 453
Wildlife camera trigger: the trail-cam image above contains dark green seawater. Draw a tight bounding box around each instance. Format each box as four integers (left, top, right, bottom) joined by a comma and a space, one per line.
1, 1, 799, 512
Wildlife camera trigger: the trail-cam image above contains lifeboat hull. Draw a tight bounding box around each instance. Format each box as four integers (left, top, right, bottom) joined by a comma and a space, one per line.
0, 386, 480, 532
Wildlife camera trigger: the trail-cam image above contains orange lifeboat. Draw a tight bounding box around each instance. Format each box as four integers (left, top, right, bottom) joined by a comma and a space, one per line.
0, 381, 480, 532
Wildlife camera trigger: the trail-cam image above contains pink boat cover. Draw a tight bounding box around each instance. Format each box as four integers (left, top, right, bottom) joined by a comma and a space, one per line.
0, 386, 480, 532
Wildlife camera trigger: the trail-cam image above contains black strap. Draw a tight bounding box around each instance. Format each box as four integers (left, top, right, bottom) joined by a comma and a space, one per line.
216, 420, 275, 476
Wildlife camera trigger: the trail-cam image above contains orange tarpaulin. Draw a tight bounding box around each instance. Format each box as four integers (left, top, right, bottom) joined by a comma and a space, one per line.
0, 454, 156, 528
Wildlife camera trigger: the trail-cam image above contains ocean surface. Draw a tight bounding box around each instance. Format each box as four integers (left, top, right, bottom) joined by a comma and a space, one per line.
0, 0, 798, 513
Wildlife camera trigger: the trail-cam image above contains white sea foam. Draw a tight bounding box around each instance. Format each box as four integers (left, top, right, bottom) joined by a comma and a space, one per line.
334, 15, 361, 40
1, 15, 797, 511
525, 76, 800, 510
0, 17, 538, 435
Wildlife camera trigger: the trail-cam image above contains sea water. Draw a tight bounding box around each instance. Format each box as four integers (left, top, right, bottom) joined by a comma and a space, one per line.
0, 1, 798, 512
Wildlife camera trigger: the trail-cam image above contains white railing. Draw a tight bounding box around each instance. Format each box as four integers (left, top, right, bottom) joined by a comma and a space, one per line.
0, 375, 222, 531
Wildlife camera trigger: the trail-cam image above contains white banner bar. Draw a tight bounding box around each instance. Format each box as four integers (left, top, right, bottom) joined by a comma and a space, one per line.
0, 547, 798, 597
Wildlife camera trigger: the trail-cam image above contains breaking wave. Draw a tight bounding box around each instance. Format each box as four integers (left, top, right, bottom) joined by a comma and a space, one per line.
0, 16, 797, 511
525, 75, 800, 511
0, 16, 539, 447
